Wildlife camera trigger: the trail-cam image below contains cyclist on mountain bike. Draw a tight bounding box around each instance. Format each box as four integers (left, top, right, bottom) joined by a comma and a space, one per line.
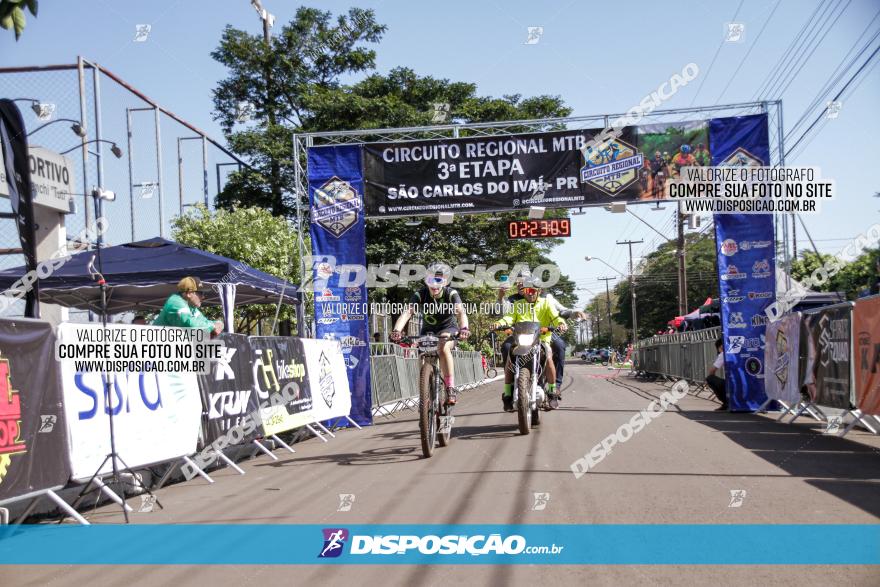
493, 277, 567, 412
391, 263, 470, 405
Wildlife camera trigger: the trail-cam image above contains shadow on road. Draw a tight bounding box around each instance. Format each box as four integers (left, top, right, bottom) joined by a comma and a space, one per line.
680, 411, 880, 518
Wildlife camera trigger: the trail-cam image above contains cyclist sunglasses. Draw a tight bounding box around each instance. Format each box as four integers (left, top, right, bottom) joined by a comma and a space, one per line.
522, 287, 540, 296
426, 276, 446, 286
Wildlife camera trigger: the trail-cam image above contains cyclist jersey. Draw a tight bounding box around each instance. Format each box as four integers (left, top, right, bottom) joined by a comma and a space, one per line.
409, 286, 462, 331
497, 297, 564, 342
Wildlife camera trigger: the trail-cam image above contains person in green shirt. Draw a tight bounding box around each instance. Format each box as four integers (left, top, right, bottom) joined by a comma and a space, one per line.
152, 276, 223, 335
492, 277, 567, 412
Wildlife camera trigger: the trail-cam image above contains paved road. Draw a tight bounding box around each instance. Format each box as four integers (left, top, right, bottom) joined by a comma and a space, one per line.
9, 361, 880, 586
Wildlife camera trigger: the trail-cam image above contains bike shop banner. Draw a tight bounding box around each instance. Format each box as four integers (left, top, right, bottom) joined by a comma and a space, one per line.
301, 337, 351, 423
57, 324, 203, 481
196, 333, 261, 446
0, 319, 70, 502
248, 336, 314, 436
853, 295, 880, 415
800, 304, 853, 410
307, 145, 372, 426
711, 113, 773, 411
362, 120, 714, 216
763, 312, 802, 406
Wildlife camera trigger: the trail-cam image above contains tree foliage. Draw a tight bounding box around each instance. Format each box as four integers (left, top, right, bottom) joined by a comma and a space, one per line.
609, 230, 719, 340
0, 0, 37, 40
170, 205, 303, 331
791, 248, 880, 298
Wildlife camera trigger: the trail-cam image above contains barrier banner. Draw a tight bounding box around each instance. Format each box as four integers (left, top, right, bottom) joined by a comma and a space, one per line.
57, 324, 202, 481
301, 338, 352, 423
308, 145, 372, 425
196, 333, 260, 445
801, 304, 853, 410
710, 113, 773, 411
0, 319, 70, 502
362, 122, 710, 217
854, 295, 880, 415
248, 336, 313, 436
763, 312, 801, 405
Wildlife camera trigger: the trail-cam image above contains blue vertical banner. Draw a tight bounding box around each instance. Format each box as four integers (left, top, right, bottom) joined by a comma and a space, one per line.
307, 145, 372, 425
709, 113, 775, 412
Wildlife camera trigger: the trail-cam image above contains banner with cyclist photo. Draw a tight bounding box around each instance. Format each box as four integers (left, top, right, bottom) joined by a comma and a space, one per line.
0, 319, 70, 502
801, 304, 853, 410
307, 144, 373, 426
710, 113, 773, 412
853, 295, 880, 415
248, 336, 314, 436
196, 333, 261, 446
362, 122, 711, 217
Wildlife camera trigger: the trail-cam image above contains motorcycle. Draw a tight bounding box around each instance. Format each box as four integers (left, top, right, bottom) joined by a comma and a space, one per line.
502, 322, 562, 435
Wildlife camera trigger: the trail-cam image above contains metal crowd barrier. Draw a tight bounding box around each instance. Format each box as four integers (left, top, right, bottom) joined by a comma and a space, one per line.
369, 343, 488, 415
633, 326, 722, 382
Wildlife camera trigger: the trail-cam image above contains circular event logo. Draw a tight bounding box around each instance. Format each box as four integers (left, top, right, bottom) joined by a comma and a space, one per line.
745, 356, 763, 376
721, 239, 739, 256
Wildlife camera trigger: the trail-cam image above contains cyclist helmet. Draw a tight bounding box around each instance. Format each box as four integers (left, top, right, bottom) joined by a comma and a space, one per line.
681, 144, 691, 154
424, 262, 451, 288
513, 270, 533, 290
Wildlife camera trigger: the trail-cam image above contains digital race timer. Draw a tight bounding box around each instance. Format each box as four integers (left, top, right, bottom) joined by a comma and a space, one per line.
507, 219, 572, 239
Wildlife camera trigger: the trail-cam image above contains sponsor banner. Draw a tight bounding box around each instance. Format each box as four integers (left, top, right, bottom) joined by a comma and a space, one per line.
762, 312, 801, 405
854, 296, 880, 415
301, 338, 352, 423
362, 123, 710, 216
196, 333, 260, 445
57, 324, 202, 481
247, 336, 312, 436
1, 524, 878, 565
0, 319, 70, 502
308, 145, 372, 426
801, 304, 853, 410
710, 113, 773, 411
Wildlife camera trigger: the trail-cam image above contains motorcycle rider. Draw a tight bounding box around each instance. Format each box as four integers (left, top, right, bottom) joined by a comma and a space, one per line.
493, 277, 568, 412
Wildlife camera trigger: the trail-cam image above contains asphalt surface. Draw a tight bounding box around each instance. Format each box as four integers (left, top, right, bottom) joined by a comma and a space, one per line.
8, 360, 880, 586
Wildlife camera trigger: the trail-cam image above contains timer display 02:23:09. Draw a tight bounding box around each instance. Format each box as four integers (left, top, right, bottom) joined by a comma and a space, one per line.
507, 219, 571, 239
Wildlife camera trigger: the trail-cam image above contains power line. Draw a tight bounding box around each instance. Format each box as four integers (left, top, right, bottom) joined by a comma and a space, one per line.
715, 0, 783, 103
751, 0, 829, 101
768, 0, 852, 100
786, 13, 880, 140
690, 0, 746, 106
785, 40, 880, 158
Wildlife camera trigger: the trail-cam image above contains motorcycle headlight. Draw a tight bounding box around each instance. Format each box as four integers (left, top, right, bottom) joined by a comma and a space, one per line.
517, 334, 535, 346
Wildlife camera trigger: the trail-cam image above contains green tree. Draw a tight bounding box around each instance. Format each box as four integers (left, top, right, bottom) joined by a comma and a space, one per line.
792, 248, 880, 299
612, 231, 719, 340
171, 205, 303, 333
0, 0, 36, 40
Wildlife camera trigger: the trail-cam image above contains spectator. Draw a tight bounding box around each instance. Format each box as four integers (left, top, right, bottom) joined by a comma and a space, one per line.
152, 277, 222, 336
706, 337, 728, 411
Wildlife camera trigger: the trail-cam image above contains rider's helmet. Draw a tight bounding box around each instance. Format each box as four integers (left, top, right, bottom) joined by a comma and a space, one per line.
424, 262, 450, 292
680, 144, 691, 154
513, 270, 532, 292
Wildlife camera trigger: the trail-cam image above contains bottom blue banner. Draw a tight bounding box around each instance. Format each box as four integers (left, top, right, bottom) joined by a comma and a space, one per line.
0, 524, 878, 565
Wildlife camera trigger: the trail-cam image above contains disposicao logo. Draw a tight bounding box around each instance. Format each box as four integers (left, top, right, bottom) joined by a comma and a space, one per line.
318, 528, 349, 558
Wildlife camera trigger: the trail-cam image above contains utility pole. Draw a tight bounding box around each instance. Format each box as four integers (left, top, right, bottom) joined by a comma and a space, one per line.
676, 206, 688, 316
617, 239, 643, 344
599, 276, 615, 347
251, 1, 281, 213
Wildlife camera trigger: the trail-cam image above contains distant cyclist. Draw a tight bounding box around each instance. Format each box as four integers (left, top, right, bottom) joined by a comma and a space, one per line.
391, 263, 470, 405
493, 276, 567, 412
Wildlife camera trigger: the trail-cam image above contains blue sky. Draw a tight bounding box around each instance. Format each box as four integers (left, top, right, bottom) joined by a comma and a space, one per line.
1, 0, 878, 307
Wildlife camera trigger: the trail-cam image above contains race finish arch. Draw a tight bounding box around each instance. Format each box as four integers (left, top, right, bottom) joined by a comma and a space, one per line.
293, 100, 788, 419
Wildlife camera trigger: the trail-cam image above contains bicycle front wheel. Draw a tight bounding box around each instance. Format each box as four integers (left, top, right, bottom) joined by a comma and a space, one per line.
419, 362, 437, 457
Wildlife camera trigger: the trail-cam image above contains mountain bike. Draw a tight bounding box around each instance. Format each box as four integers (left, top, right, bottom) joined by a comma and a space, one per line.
405, 333, 459, 458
